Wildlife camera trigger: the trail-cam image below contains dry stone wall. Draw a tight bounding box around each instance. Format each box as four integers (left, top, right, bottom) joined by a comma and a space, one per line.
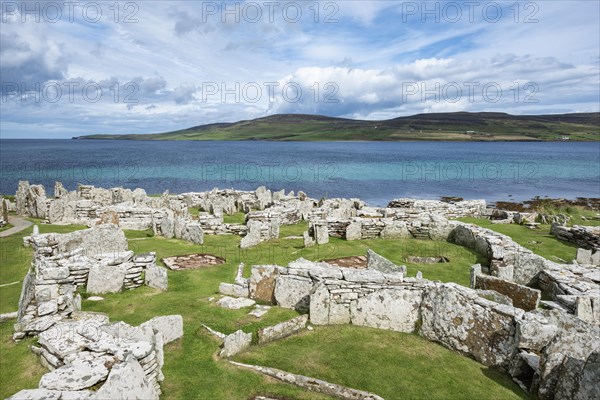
246, 257, 599, 399
9, 313, 184, 400
16, 224, 162, 338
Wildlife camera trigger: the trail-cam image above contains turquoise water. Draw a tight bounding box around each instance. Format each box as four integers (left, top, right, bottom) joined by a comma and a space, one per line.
1, 140, 598, 206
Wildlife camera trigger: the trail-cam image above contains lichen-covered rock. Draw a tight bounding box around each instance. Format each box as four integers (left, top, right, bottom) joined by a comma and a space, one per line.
139, 315, 183, 345
249, 265, 279, 303
93, 354, 158, 400
366, 249, 406, 274
145, 264, 168, 291
216, 296, 256, 309
240, 221, 262, 249
420, 283, 519, 367
181, 222, 204, 244
535, 312, 600, 400
274, 275, 312, 312
258, 315, 308, 344
219, 283, 249, 298
86, 264, 126, 294
56, 224, 127, 255
345, 221, 362, 240
380, 220, 410, 239
220, 330, 252, 358
8, 389, 63, 400
39, 358, 109, 391
351, 288, 423, 332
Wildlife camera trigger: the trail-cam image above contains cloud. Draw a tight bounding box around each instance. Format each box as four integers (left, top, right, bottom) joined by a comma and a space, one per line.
1, 0, 599, 138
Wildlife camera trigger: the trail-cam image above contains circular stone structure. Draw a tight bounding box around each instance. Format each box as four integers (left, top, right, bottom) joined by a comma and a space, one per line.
162, 254, 226, 270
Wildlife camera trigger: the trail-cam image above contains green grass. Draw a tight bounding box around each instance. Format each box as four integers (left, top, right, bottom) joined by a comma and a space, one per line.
0, 223, 14, 232
0, 220, 516, 399
188, 207, 200, 217
236, 325, 530, 400
457, 218, 578, 263
223, 212, 246, 225
0, 322, 48, 399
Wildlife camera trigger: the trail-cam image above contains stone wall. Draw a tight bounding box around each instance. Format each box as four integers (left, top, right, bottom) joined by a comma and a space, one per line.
387, 198, 487, 218
9, 313, 184, 400
246, 257, 599, 399
447, 222, 600, 315
15, 224, 161, 338
474, 274, 541, 311
551, 223, 600, 251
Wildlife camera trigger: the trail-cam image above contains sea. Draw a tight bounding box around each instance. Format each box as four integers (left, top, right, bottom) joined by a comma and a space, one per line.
1, 140, 599, 206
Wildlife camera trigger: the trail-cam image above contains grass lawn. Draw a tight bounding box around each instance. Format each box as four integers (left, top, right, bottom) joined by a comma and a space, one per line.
457, 218, 579, 263
236, 325, 530, 400
223, 212, 246, 225
0, 220, 520, 399
0, 223, 14, 233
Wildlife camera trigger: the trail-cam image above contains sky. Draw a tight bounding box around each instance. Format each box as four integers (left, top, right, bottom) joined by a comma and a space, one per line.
1, 0, 599, 138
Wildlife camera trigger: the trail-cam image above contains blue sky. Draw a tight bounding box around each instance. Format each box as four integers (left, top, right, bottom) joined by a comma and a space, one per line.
1, 0, 599, 138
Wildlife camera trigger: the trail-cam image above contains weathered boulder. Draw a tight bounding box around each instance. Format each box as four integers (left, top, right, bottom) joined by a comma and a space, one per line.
576, 248, 593, 265
419, 283, 519, 367
366, 249, 406, 274
351, 288, 423, 332
216, 296, 256, 309
314, 222, 329, 245
57, 224, 128, 255
249, 265, 279, 303
220, 330, 252, 358
145, 264, 168, 291
255, 186, 272, 210
258, 315, 308, 344
537, 315, 600, 400
219, 283, 249, 298
309, 283, 334, 325
274, 275, 312, 312
93, 354, 158, 400
181, 222, 204, 244
345, 221, 362, 240
380, 220, 411, 239
39, 359, 109, 391
139, 315, 183, 344
303, 231, 315, 247
8, 389, 64, 400
86, 264, 126, 294
240, 221, 262, 249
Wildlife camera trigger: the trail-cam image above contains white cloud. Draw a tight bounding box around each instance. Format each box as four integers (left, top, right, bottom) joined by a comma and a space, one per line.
1, 0, 598, 138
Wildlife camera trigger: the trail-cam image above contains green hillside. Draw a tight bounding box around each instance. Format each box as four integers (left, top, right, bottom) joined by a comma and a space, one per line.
78, 112, 600, 141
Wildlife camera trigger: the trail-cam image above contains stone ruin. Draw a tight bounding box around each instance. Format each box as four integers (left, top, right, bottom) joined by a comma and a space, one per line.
9, 313, 183, 400
14, 181, 493, 251
15, 224, 168, 339
9, 223, 182, 399
10, 181, 600, 398
218, 255, 599, 400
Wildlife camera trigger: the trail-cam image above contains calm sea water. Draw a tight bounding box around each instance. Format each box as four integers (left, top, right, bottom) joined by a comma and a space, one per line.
1, 140, 599, 206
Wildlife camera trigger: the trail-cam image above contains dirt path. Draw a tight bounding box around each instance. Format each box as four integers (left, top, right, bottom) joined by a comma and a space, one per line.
0, 217, 33, 238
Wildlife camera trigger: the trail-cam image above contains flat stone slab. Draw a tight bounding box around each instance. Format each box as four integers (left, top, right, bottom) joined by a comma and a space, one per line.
94, 354, 158, 400
39, 359, 109, 391
216, 296, 256, 309
220, 330, 252, 358
162, 254, 225, 270
139, 315, 184, 344
7, 389, 62, 400
87, 296, 104, 301
324, 255, 367, 269
248, 305, 271, 318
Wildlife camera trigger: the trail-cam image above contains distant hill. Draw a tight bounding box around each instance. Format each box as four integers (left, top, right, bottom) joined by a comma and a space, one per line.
77, 112, 600, 141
